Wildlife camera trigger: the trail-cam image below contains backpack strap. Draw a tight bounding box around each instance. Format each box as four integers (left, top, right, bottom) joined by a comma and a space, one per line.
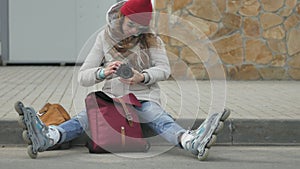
117, 97, 134, 127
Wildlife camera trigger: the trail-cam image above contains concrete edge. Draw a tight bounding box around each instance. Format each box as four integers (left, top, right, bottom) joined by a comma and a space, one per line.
1, 119, 300, 147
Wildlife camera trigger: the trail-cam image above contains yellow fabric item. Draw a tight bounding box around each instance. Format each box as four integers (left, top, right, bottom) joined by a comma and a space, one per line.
37, 103, 71, 126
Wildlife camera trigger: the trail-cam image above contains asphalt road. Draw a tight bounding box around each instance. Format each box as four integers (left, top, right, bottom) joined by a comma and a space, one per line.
0, 146, 299, 169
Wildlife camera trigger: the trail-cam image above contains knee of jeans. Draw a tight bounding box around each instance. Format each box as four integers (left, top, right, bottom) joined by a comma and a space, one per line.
151, 113, 175, 133
137, 102, 167, 123
74, 110, 89, 131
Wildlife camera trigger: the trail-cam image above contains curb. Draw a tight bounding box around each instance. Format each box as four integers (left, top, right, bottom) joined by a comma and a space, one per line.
1, 119, 299, 147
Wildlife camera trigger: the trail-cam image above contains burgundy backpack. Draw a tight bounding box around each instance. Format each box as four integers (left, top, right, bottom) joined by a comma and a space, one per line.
85, 91, 150, 153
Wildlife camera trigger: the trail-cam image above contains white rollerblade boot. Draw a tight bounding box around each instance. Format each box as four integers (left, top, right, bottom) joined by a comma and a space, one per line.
15, 101, 61, 159
181, 108, 230, 161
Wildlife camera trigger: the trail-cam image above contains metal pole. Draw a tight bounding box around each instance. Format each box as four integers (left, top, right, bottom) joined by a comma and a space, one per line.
0, 0, 9, 65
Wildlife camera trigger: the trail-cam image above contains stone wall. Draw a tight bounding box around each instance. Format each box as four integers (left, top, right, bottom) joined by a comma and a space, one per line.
154, 0, 300, 80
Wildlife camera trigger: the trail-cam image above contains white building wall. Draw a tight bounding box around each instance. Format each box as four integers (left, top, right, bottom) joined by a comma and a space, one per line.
8, 0, 116, 64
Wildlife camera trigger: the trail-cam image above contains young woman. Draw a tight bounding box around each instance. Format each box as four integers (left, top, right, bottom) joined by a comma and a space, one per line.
15, 0, 230, 160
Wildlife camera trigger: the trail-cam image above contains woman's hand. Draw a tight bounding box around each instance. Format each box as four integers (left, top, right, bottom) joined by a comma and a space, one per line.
103, 61, 123, 77
119, 69, 145, 85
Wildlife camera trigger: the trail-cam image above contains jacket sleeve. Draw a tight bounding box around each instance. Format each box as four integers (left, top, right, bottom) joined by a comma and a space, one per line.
78, 32, 105, 87
142, 37, 171, 85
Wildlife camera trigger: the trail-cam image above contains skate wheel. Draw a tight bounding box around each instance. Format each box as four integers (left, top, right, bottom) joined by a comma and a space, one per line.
214, 121, 224, 134
22, 130, 32, 144
14, 101, 25, 115
220, 109, 230, 121
206, 135, 217, 148
18, 116, 26, 129
27, 145, 38, 159
198, 148, 209, 161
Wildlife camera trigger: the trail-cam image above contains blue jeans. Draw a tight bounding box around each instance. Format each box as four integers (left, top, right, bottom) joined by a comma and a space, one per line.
56, 101, 186, 145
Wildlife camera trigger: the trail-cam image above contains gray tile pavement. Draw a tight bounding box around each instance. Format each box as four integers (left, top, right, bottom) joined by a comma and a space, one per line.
1, 66, 299, 121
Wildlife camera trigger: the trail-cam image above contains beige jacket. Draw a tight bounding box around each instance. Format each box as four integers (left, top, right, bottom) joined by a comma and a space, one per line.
78, 1, 170, 104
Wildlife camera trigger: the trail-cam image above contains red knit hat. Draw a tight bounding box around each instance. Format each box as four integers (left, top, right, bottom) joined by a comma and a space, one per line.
120, 0, 153, 26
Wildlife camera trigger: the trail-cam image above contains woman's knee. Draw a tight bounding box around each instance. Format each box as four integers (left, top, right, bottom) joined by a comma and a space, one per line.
137, 101, 166, 123
73, 110, 89, 131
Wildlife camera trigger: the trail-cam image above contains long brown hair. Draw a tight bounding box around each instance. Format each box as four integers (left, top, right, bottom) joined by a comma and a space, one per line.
116, 12, 160, 50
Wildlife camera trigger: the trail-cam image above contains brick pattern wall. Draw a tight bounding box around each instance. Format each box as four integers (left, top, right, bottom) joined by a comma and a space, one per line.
154, 0, 300, 80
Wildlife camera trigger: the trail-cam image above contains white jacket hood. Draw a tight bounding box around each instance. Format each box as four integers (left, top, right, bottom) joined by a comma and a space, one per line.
106, 1, 126, 28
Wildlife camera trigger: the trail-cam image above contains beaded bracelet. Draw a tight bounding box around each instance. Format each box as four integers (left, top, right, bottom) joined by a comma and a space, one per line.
99, 68, 105, 79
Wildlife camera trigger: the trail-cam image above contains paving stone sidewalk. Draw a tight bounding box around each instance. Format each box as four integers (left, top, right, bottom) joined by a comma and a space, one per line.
1, 66, 299, 120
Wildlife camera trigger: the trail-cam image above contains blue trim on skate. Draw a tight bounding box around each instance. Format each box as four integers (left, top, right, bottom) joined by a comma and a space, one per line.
22, 106, 52, 153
